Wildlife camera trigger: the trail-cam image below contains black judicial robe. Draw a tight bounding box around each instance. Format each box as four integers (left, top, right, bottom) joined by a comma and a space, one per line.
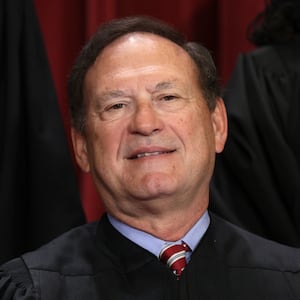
1, 213, 300, 299
0, 0, 85, 264
210, 37, 300, 247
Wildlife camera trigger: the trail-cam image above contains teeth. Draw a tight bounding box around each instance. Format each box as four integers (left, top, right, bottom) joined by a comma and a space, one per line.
136, 151, 162, 158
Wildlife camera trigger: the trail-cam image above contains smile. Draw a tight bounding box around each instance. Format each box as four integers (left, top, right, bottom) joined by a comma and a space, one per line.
129, 150, 175, 160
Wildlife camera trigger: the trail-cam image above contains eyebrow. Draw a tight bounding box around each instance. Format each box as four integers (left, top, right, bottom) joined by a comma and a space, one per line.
98, 90, 127, 100
154, 81, 177, 91
93, 90, 127, 110
95, 80, 178, 107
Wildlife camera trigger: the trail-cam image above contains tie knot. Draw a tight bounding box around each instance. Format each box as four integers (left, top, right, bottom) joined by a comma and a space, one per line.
159, 241, 190, 278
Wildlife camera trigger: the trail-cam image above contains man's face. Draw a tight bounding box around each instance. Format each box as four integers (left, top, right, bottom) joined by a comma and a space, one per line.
72, 33, 227, 216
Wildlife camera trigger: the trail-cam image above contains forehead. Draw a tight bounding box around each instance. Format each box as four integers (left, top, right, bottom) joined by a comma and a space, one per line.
101, 32, 183, 55
90, 32, 198, 77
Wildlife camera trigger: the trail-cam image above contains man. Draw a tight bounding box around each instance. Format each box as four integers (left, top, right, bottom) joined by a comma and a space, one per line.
1, 16, 300, 299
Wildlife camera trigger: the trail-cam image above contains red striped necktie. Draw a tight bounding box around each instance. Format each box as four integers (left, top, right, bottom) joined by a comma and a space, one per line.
159, 241, 190, 278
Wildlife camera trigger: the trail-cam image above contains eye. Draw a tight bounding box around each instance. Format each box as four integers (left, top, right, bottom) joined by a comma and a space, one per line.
162, 95, 177, 101
107, 103, 125, 110
99, 100, 133, 121
156, 93, 187, 112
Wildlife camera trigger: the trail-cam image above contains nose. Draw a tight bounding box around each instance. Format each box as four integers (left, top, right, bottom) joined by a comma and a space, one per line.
129, 102, 163, 136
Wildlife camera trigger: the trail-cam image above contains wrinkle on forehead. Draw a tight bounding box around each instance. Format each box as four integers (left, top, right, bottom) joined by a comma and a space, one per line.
89, 34, 196, 81
84, 32, 200, 102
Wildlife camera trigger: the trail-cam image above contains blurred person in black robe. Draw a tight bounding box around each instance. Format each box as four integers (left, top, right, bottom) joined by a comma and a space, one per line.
210, 0, 300, 247
0, 0, 85, 264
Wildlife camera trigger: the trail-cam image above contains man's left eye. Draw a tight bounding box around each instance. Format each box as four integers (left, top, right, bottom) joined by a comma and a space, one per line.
110, 103, 125, 110
162, 95, 177, 101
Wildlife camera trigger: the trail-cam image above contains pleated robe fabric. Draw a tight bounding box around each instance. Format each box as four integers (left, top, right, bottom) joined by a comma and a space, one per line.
1, 213, 300, 299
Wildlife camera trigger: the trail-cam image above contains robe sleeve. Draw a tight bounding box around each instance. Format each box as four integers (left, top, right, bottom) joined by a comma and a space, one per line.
0, 258, 38, 299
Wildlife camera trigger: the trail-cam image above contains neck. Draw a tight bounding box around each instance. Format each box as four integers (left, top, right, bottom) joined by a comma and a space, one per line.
107, 196, 208, 241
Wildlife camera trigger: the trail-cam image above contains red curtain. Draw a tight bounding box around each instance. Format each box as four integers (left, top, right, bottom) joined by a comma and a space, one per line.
34, 0, 265, 222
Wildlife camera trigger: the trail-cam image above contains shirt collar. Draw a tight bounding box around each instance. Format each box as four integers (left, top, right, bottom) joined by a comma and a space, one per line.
107, 211, 210, 258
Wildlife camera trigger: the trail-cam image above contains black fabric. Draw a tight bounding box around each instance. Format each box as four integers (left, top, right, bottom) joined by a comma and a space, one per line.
1, 213, 300, 299
210, 37, 300, 247
0, 0, 85, 264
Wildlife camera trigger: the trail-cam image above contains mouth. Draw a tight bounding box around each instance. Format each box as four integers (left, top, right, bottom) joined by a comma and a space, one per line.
128, 150, 176, 160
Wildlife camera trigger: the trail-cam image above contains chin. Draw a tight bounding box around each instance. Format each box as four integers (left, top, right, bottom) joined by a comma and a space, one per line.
130, 173, 179, 199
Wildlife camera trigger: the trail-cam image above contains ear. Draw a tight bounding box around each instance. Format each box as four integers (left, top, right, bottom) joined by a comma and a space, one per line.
211, 97, 228, 153
71, 128, 91, 173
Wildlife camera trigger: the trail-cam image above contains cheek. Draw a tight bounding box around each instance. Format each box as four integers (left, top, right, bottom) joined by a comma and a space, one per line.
183, 112, 215, 151
87, 122, 125, 162
177, 111, 202, 136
